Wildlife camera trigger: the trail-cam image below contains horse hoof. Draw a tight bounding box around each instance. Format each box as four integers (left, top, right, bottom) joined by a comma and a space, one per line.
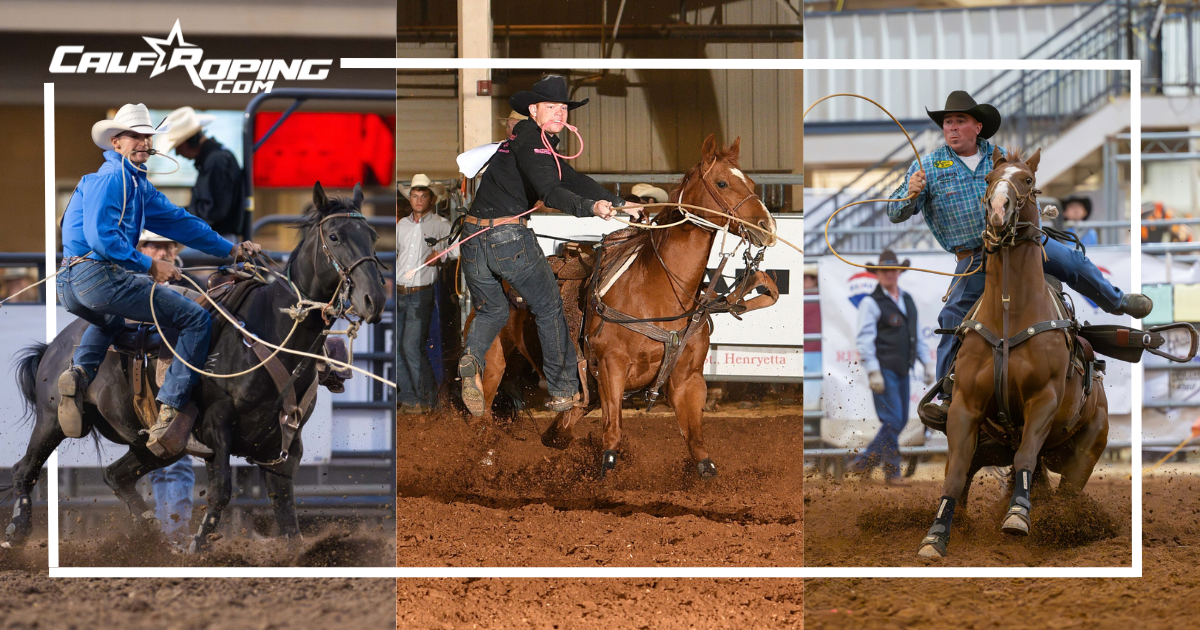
1000, 512, 1031, 536
540, 427, 573, 450
917, 534, 947, 558
697, 459, 718, 479
599, 450, 618, 478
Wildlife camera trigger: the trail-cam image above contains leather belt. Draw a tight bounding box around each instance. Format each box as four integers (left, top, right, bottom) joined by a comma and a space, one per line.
397, 284, 433, 295
463, 214, 528, 228
955, 246, 982, 261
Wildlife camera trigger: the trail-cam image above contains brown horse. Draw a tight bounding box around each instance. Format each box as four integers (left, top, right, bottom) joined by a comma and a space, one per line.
917, 147, 1109, 558
475, 135, 778, 478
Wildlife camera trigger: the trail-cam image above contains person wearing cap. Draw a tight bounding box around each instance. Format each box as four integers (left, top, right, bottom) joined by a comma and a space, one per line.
396, 174, 456, 413
851, 250, 933, 486
458, 74, 643, 416
56, 103, 262, 455
1061, 195, 1098, 247
158, 107, 246, 241
885, 91, 1152, 425
137, 230, 201, 546
630, 183, 669, 205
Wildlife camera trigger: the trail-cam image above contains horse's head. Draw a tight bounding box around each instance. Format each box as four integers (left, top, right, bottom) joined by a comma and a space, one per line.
984, 147, 1041, 232
292, 181, 387, 324
681, 135, 777, 247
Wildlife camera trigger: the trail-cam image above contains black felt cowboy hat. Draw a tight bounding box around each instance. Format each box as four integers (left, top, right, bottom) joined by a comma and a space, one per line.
926, 90, 1002, 140
509, 75, 589, 113
868, 249, 911, 272
1062, 195, 1093, 220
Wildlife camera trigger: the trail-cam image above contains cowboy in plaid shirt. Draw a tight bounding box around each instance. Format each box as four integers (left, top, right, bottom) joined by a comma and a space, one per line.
886, 91, 1152, 426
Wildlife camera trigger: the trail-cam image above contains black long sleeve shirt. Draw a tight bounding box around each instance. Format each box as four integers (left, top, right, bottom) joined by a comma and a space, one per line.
187, 139, 246, 236
469, 119, 623, 219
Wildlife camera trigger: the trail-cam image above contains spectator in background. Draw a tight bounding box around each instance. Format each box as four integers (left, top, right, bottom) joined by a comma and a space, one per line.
1062, 195, 1098, 247
803, 264, 819, 294
2, 268, 39, 303
396, 174, 456, 413
137, 230, 200, 548
157, 107, 246, 241
630, 183, 669, 205
503, 110, 527, 138
852, 250, 934, 486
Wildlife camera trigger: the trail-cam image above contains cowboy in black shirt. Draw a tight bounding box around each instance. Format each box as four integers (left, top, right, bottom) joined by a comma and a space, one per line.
159, 107, 246, 239
458, 75, 642, 416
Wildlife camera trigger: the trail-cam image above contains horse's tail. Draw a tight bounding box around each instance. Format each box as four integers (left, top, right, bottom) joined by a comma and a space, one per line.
14, 342, 48, 423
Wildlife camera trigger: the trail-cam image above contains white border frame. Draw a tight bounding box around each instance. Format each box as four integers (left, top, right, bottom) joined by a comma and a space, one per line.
46, 57, 1141, 578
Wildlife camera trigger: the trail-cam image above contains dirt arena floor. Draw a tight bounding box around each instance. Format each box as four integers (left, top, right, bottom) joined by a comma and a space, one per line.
397, 578, 803, 629
804, 462, 1131, 567
396, 408, 803, 567
806, 473, 1197, 629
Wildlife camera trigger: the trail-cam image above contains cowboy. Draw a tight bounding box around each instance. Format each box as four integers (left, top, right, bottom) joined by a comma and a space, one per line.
157, 107, 246, 241
851, 250, 934, 486
630, 183, 669, 205
56, 103, 262, 455
396, 174, 455, 413
137, 230, 200, 546
887, 91, 1152, 424
458, 74, 642, 416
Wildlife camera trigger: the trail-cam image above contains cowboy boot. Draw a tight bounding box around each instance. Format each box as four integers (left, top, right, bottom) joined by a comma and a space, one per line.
458, 355, 486, 417
146, 404, 199, 458
919, 375, 952, 431
545, 392, 581, 413
57, 365, 89, 438
1113, 293, 1153, 319
184, 436, 214, 459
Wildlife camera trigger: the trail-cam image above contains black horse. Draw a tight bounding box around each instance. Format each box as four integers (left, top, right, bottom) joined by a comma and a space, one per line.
6, 182, 387, 552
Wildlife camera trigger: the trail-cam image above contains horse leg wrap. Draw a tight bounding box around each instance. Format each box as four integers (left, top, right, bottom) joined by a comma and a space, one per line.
696, 458, 718, 480
4, 496, 32, 544
917, 495, 957, 558
600, 450, 618, 478
1001, 468, 1033, 536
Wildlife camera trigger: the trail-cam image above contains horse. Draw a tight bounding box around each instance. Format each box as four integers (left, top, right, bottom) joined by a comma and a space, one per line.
5, 182, 387, 552
474, 135, 779, 479
917, 148, 1109, 558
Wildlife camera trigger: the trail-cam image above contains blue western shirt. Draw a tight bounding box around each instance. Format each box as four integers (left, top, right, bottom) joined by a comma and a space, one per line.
62, 151, 235, 272
886, 139, 1005, 253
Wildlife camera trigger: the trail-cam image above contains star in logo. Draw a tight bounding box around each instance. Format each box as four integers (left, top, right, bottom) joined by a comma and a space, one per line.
143, 19, 194, 78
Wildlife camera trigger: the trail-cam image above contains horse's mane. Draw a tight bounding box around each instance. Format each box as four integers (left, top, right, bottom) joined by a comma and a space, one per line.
1003, 146, 1026, 163
658, 145, 740, 225
295, 196, 358, 240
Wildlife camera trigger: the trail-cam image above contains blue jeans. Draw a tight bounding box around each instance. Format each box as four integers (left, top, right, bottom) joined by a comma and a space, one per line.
396, 286, 436, 406
148, 458, 194, 542
56, 259, 212, 409
936, 236, 1125, 386
461, 223, 579, 397
853, 368, 909, 479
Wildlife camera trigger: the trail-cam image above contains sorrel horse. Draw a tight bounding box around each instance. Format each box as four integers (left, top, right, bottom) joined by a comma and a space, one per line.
917, 148, 1109, 558
475, 135, 779, 478
6, 183, 387, 552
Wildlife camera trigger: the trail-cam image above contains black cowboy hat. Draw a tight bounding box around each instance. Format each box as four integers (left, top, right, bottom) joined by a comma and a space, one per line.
1062, 195, 1093, 220
868, 249, 911, 272
509, 75, 589, 113
926, 90, 1002, 140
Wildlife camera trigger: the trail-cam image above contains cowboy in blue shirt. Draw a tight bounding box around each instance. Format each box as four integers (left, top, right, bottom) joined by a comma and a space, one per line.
56, 103, 262, 456
886, 91, 1152, 425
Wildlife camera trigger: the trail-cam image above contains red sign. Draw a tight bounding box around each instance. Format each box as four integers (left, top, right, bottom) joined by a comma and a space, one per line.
253, 112, 396, 188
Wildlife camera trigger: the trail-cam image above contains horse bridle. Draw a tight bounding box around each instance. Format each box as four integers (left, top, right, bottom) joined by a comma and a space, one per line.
290, 212, 389, 323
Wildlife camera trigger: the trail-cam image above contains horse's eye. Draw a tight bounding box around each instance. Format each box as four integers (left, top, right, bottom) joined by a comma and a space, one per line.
329, 234, 339, 243
717, 181, 728, 189
1026, 178, 1032, 184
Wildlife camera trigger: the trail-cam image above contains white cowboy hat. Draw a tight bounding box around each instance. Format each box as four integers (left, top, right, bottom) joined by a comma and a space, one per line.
137, 230, 175, 244
156, 107, 216, 153
401, 174, 443, 202
91, 103, 172, 152
630, 183, 669, 203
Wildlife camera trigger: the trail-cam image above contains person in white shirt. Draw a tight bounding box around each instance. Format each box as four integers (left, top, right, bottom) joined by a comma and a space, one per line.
396, 174, 456, 413
851, 250, 934, 486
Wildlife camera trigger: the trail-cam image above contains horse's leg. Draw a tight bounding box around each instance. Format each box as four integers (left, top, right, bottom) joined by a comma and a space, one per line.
918, 398, 982, 558
480, 337, 507, 423
1001, 390, 1060, 537
598, 357, 628, 478
103, 449, 173, 533
5, 416, 66, 547
263, 439, 303, 541
1057, 398, 1108, 497
542, 407, 583, 450
668, 370, 714, 479
190, 409, 233, 553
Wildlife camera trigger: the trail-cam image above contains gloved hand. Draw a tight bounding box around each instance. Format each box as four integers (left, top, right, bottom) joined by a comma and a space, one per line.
231, 240, 263, 261
923, 361, 936, 386
868, 370, 885, 394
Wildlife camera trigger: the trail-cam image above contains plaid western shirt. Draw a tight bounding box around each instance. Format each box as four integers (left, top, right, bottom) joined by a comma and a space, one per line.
887, 139, 1004, 253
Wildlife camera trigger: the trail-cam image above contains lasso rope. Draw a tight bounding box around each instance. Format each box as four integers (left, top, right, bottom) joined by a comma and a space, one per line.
804, 93, 985, 282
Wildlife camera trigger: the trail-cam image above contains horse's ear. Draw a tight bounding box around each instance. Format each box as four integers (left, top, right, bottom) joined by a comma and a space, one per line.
352, 183, 364, 209
1026, 148, 1041, 174
727, 137, 741, 163
992, 147, 1005, 165
701, 134, 717, 164
313, 181, 328, 212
